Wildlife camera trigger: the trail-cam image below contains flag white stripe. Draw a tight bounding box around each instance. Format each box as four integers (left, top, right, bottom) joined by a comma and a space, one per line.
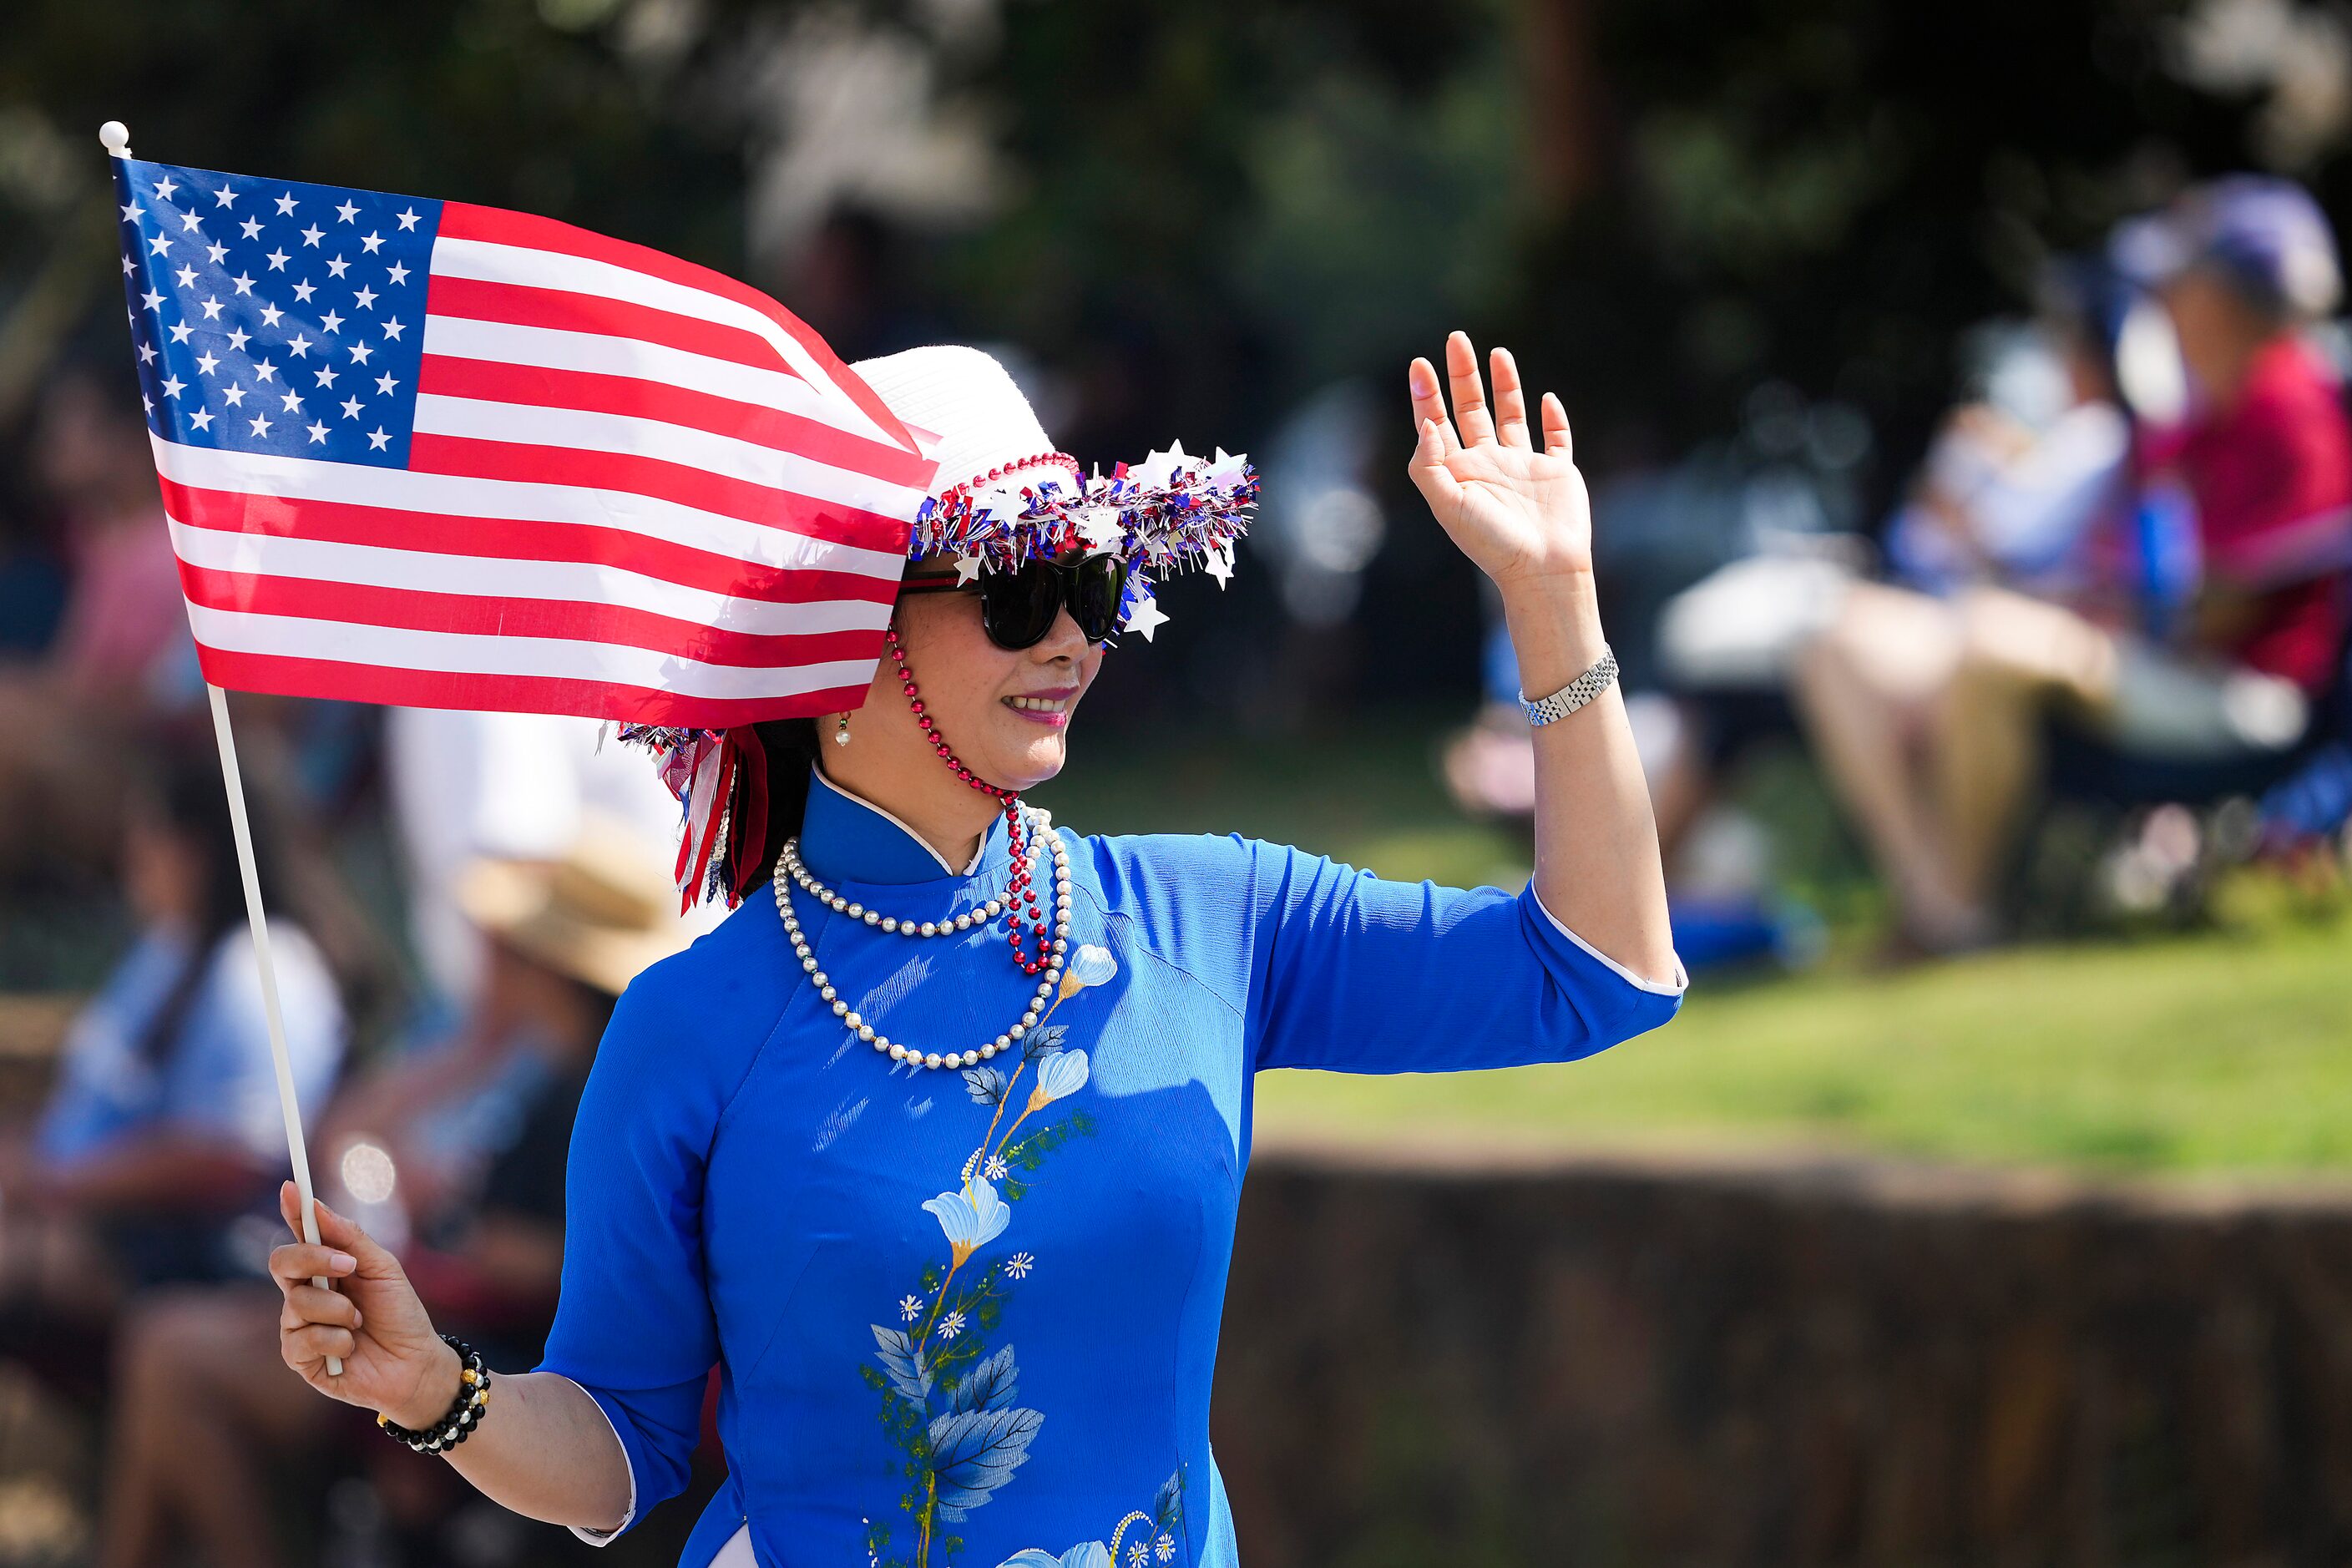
408, 392, 928, 518
420, 313, 872, 443
428, 235, 893, 445
166, 518, 893, 639
151, 438, 908, 581
185, 601, 874, 700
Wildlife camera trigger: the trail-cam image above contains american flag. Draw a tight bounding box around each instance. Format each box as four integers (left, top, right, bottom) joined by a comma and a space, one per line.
109, 154, 934, 727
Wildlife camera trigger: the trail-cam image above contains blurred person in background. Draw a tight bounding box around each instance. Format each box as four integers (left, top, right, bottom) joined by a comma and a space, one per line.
1788, 257, 2142, 950
94, 822, 686, 1568
0, 360, 190, 882
1808, 177, 2352, 951
386, 708, 721, 1018
0, 744, 343, 1372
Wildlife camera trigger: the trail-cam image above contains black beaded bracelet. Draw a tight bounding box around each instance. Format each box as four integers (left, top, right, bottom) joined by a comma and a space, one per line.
376, 1333, 493, 1454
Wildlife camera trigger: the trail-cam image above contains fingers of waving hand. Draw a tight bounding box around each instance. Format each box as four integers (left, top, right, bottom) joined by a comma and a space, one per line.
1442, 331, 1499, 447
1407, 357, 1459, 457
1408, 417, 1464, 513
1490, 346, 1533, 450
1540, 391, 1573, 463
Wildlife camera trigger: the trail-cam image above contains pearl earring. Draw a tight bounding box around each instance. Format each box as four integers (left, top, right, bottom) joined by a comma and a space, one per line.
833, 711, 851, 747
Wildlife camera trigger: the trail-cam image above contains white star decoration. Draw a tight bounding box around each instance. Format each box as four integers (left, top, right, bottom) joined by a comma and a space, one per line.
1077, 510, 1125, 552
953, 552, 985, 585
1122, 590, 1170, 641
1203, 540, 1236, 589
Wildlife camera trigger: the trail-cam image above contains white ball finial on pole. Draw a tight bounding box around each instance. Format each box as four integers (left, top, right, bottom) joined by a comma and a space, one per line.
99, 120, 131, 158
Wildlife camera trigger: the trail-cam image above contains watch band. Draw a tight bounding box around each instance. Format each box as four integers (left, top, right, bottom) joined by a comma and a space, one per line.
1519, 645, 1618, 727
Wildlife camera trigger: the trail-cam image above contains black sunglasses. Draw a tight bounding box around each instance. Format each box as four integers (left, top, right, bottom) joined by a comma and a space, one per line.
899, 554, 1130, 650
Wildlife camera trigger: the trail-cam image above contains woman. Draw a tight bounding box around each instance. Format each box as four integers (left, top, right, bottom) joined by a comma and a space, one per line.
271, 335, 1683, 1568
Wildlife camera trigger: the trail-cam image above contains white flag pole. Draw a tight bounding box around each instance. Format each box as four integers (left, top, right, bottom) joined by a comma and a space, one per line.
102, 120, 341, 1377
205, 686, 343, 1377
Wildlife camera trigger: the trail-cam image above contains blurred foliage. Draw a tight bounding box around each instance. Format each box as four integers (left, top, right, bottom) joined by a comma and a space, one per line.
0, 0, 2336, 704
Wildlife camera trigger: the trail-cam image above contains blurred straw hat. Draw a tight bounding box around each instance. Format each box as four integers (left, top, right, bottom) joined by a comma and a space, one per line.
456, 812, 688, 995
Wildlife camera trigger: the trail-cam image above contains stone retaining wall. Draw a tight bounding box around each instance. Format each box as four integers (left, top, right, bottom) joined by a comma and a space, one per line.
1211, 1141, 2352, 1568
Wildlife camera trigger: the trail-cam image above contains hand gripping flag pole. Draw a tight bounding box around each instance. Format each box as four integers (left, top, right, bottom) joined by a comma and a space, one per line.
102, 120, 344, 1375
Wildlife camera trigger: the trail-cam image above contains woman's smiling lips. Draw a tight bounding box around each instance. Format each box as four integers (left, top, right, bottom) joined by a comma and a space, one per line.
1004, 688, 1078, 727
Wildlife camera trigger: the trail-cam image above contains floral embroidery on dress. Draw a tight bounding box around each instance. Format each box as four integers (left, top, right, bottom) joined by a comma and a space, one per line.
862, 943, 1164, 1568
995, 1467, 1186, 1568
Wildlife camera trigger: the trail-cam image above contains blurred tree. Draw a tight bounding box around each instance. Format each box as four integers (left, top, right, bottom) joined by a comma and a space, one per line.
2, 0, 2340, 714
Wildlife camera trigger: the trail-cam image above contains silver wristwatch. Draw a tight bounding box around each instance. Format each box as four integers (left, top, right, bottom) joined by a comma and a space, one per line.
1519, 645, 1618, 727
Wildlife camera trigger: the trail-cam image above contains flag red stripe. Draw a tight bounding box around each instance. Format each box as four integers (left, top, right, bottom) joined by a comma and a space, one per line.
194, 645, 867, 727
177, 560, 881, 669
159, 479, 902, 607
423, 273, 792, 379
405, 432, 914, 551
437, 200, 918, 456
416, 354, 935, 489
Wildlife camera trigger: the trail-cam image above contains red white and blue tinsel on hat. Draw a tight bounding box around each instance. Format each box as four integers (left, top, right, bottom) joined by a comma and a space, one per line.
625, 345, 1257, 909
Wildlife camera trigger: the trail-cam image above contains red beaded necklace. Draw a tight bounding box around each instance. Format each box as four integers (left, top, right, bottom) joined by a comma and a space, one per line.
883, 623, 1054, 977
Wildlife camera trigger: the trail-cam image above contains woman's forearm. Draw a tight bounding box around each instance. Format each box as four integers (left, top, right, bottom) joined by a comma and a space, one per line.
1500, 570, 1678, 987
393, 1345, 633, 1533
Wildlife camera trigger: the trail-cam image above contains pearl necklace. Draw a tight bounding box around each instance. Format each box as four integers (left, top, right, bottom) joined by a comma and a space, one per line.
772, 807, 1071, 1071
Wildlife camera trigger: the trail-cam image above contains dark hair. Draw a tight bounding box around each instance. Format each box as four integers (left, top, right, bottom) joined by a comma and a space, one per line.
715, 717, 823, 897
130, 745, 291, 1070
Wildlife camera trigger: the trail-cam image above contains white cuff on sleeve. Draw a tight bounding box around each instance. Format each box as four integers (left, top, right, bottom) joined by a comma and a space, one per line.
1530, 886, 1689, 996
551, 1374, 638, 1545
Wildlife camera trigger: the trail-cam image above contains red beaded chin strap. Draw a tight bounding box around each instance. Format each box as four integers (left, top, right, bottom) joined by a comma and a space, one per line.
884, 622, 1053, 977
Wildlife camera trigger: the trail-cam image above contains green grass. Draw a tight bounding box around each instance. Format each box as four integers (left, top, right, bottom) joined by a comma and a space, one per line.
1036, 714, 2352, 1177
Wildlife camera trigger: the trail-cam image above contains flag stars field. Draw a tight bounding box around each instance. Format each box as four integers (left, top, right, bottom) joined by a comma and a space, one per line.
118, 162, 437, 465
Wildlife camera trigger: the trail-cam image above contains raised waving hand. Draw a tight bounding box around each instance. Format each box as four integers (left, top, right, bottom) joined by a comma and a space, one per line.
1405, 331, 1593, 586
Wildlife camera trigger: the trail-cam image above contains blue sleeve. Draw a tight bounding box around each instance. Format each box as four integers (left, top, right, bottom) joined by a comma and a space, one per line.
532, 949, 741, 1538
1238, 837, 1686, 1074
